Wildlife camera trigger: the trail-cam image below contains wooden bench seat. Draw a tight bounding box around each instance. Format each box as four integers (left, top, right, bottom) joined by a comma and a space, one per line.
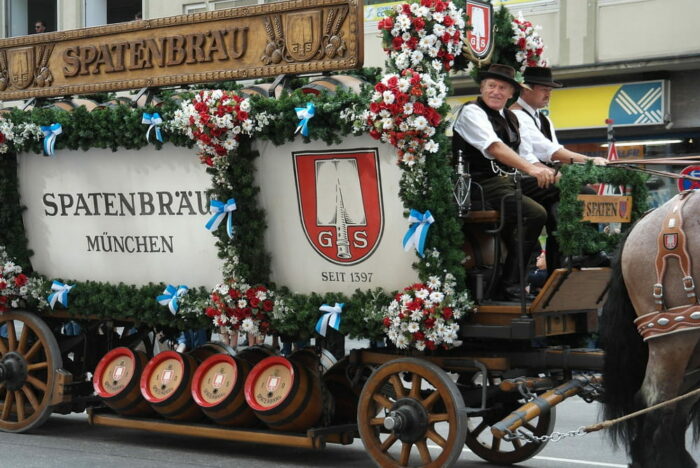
464, 210, 500, 224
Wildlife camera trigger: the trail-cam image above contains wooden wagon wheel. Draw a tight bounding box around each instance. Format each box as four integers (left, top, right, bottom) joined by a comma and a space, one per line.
0, 311, 62, 433
358, 358, 467, 468
465, 398, 556, 465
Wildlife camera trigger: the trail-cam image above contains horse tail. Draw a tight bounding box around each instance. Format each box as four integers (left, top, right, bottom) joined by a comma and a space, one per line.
599, 231, 648, 448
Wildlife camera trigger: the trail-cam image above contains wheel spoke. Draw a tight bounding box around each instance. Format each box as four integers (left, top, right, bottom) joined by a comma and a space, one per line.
512, 437, 523, 449
409, 372, 422, 399
399, 442, 412, 466
380, 432, 398, 452
522, 421, 538, 433
26, 375, 47, 392
0, 336, 7, 355
372, 393, 394, 411
1, 389, 15, 420
14, 391, 25, 421
24, 340, 42, 363
426, 428, 446, 448
429, 413, 449, 423
17, 325, 29, 355
21, 386, 39, 411
7, 321, 17, 352
470, 419, 489, 437
369, 417, 385, 426
421, 389, 440, 410
416, 439, 432, 464
28, 362, 48, 372
389, 374, 405, 399
492, 434, 501, 451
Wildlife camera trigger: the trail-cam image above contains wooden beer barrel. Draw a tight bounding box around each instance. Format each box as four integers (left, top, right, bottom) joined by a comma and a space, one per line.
244, 356, 323, 432
191, 353, 257, 426
188, 341, 236, 363
236, 345, 276, 366
93, 347, 155, 416
139, 351, 203, 421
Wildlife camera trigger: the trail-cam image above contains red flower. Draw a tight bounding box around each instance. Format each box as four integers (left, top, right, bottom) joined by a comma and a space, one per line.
205, 307, 219, 318
14, 274, 28, 287
0, 280, 6, 290
229, 288, 242, 299
443, 15, 454, 27
383, 317, 392, 327
249, 297, 261, 308
194, 102, 209, 113
412, 17, 425, 30
425, 340, 437, 350
262, 300, 274, 312
442, 307, 453, 320
213, 144, 226, 156
392, 36, 403, 51
413, 331, 425, 341
406, 37, 419, 50
0, 133, 5, 144
434, 1, 446, 12
424, 317, 436, 328
402, 3, 411, 14
378, 17, 393, 30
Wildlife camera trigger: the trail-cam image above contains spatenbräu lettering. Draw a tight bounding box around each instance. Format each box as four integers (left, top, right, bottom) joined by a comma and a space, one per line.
43, 190, 210, 217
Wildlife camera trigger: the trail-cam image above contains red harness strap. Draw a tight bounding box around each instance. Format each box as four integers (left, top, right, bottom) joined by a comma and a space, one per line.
635, 190, 700, 340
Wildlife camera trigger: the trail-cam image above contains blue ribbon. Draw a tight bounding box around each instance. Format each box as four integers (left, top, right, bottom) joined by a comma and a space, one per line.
402, 209, 435, 257
142, 112, 163, 143
41, 123, 62, 156
157, 284, 189, 315
47, 280, 74, 309
294, 102, 315, 137
315, 303, 343, 337
205, 198, 237, 239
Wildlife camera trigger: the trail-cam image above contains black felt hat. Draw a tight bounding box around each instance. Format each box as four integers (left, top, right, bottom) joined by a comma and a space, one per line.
478, 64, 523, 89
523, 66, 563, 88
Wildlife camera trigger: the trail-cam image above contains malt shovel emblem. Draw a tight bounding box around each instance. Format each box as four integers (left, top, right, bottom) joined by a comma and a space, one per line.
316, 158, 366, 259
8, 47, 34, 89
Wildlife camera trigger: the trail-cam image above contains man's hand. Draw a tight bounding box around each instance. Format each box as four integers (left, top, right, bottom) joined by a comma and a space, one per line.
527, 165, 555, 188
591, 157, 609, 166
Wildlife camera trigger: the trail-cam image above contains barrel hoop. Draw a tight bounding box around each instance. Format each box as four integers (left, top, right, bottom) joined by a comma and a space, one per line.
156, 403, 198, 419
262, 366, 316, 428
108, 394, 149, 413
254, 361, 302, 417
208, 403, 251, 422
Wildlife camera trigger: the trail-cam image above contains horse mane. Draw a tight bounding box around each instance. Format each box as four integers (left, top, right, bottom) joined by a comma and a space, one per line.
599, 227, 648, 448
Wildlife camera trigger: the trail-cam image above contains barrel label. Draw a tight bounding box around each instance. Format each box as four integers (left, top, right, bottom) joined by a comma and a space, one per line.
256, 391, 283, 406
213, 373, 225, 389
266, 375, 281, 392
112, 366, 125, 381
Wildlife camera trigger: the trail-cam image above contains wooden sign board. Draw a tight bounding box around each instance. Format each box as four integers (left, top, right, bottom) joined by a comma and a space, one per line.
0, 0, 363, 101
578, 194, 633, 223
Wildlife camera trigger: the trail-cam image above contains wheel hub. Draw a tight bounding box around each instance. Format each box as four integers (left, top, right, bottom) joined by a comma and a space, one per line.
385, 398, 429, 444
0, 352, 28, 391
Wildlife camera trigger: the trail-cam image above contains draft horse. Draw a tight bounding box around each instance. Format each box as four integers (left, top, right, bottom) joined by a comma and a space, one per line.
601, 189, 700, 467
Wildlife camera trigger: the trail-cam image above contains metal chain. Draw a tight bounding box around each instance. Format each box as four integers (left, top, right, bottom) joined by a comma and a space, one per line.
503, 425, 588, 444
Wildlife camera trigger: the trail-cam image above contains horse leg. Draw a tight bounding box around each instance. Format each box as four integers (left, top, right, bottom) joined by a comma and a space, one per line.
635, 333, 700, 468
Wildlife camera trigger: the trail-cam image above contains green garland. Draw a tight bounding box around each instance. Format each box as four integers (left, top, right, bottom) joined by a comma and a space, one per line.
557, 163, 648, 256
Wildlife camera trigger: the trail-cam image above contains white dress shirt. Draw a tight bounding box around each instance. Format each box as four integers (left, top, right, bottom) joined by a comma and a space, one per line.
453, 102, 539, 164
512, 97, 562, 163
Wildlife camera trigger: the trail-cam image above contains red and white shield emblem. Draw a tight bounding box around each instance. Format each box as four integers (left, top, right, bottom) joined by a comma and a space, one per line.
619, 200, 628, 219
293, 149, 384, 265
465, 0, 494, 60
664, 233, 678, 250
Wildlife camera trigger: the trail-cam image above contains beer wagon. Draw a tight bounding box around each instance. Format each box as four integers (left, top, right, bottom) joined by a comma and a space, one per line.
0, 1, 647, 467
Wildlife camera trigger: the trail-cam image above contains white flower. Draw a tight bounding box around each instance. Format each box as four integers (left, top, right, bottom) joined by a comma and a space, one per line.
239, 100, 251, 112
407, 322, 420, 333
237, 299, 247, 308
395, 334, 409, 349
382, 90, 396, 104
241, 318, 257, 334
410, 309, 423, 321
413, 116, 429, 131
429, 291, 445, 303
414, 288, 429, 299
424, 140, 439, 153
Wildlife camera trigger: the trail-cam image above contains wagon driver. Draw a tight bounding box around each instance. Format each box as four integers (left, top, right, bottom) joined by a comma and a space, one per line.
452, 63, 552, 301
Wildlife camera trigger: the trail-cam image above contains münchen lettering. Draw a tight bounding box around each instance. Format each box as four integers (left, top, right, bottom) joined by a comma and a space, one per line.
42, 191, 210, 217
62, 28, 249, 77
86, 233, 175, 254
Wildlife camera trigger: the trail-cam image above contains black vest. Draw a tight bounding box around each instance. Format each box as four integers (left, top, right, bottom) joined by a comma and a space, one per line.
452, 98, 521, 182
520, 107, 553, 141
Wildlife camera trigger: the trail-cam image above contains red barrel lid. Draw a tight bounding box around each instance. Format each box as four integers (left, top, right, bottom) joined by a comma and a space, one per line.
191, 354, 239, 408
140, 351, 186, 403
244, 356, 295, 412
93, 347, 137, 398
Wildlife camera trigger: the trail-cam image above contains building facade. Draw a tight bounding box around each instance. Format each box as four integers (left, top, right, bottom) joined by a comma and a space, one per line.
2, 0, 698, 200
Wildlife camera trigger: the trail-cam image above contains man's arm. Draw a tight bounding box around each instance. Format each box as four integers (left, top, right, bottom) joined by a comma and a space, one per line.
486, 141, 555, 188
551, 147, 608, 166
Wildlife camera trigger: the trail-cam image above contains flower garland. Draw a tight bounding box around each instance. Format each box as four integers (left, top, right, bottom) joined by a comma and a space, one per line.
511, 11, 548, 72
0, 118, 43, 155
384, 273, 473, 350
0, 246, 47, 312
378, 0, 465, 74
366, 69, 447, 166
205, 281, 274, 338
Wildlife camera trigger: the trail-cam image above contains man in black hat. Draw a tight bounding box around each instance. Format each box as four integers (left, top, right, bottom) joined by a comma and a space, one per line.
453, 63, 554, 301
511, 66, 607, 271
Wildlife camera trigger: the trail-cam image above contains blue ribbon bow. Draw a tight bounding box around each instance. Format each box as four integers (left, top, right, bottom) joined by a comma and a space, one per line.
142, 112, 163, 143
402, 209, 435, 257
48, 280, 74, 309
294, 102, 315, 137
315, 303, 343, 337
205, 198, 237, 239
157, 284, 189, 315
41, 123, 62, 156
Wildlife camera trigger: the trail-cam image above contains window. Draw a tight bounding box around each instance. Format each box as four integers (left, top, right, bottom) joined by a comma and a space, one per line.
7, 0, 57, 37
85, 0, 141, 27
184, 3, 208, 14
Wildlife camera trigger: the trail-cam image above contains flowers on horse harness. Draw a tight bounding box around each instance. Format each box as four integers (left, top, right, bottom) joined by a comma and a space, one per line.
205, 282, 274, 338
378, 0, 465, 74
511, 11, 548, 72
383, 274, 473, 351
366, 68, 447, 166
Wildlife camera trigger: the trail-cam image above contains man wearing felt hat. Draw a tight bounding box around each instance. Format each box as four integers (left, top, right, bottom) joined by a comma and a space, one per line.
510, 66, 607, 271
452, 63, 553, 301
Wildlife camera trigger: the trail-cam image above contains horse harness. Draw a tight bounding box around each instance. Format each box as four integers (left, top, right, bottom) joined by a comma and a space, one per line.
635, 190, 700, 340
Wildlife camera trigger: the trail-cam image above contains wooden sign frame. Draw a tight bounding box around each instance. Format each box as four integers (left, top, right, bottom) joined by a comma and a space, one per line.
578, 194, 633, 223
0, 0, 363, 101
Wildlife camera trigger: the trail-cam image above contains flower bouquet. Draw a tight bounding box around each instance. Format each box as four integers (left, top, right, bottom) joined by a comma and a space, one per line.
0, 246, 36, 312
170, 90, 256, 165
378, 0, 465, 74
511, 11, 548, 72
0, 117, 43, 155
366, 68, 447, 166
383, 274, 473, 350
205, 281, 274, 338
